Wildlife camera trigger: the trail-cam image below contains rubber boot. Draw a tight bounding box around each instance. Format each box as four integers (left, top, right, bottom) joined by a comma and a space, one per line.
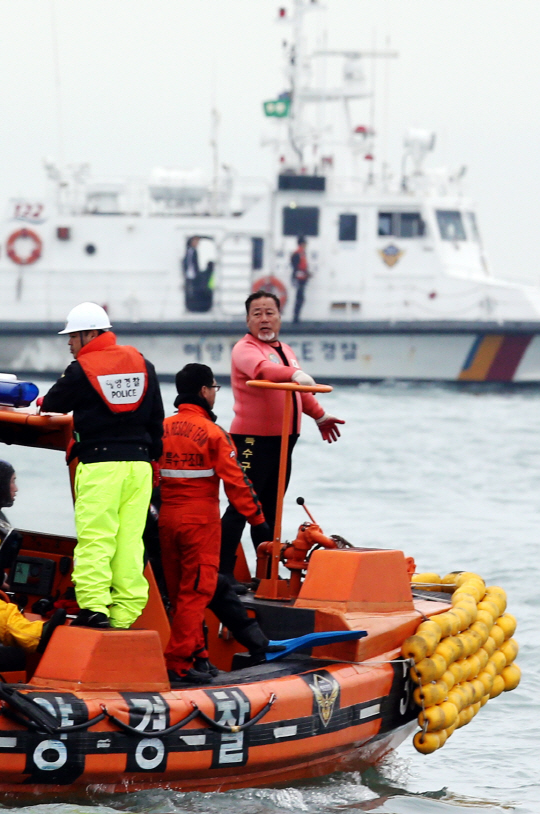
236, 621, 270, 659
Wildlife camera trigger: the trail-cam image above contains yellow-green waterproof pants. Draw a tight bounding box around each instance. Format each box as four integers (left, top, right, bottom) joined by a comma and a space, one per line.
73, 460, 152, 628
0, 600, 43, 652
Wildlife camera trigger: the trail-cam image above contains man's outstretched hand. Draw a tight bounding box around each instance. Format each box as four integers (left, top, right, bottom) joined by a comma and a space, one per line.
316, 413, 345, 443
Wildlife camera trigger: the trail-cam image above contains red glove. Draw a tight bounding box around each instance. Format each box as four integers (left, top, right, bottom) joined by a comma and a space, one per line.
315, 413, 345, 443
54, 598, 80, 615
151, 461, 161, 488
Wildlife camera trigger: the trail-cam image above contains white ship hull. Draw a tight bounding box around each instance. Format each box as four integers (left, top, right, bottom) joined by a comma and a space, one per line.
3, 322, 540, 383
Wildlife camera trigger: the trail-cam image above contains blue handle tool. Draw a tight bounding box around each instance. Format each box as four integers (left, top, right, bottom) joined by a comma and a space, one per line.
266, 629, 368, 661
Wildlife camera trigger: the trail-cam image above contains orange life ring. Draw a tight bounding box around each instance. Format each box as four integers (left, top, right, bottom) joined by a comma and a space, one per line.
6, 228, 43, 265
252, 276, 288, 309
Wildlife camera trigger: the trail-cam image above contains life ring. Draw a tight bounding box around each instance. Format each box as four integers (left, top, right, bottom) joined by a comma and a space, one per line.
252, 276, 288, 309
6, 228, 43, 265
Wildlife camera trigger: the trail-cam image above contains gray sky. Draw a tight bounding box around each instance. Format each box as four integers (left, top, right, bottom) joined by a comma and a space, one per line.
1, 0, 539, 283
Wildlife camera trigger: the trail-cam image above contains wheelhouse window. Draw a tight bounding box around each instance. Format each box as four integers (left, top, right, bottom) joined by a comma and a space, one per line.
252, 237, 264, 270
282, 206, 319, 237
378, 211, 425, 238
400, 213, 424, 238
466, 212, 480, 242
338, 213, 357, 241
436, 210, 466, 241
378, 212, 392, 236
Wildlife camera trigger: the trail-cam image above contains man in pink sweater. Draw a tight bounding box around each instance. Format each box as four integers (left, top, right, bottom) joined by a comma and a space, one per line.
220, 290, 345, 589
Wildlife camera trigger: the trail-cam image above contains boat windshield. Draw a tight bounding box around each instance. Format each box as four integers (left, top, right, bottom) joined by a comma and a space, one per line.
436, 210, 467, 241
4, 443, 75, 537
0, 381, 75, 536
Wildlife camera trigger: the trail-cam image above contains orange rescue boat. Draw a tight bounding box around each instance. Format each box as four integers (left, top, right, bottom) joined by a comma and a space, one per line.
0, 380, 519, 793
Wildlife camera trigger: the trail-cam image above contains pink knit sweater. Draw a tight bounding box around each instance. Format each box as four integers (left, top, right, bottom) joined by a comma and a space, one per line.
229, 334, 324, 436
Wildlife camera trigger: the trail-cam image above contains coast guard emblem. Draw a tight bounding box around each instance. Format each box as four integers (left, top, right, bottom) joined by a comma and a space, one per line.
305, 672, 340, 728
379, 244, 404, 267
268, 353, 280, 364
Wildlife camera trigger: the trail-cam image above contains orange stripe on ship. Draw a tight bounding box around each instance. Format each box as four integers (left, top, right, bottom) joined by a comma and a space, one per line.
459, 334, 533, 382
458, 335, 504, 381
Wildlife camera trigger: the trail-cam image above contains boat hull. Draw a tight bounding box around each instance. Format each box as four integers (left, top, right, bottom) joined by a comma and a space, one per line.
2, 321, 540, 383
0, 724, 416, 796
0, 656, 417, 792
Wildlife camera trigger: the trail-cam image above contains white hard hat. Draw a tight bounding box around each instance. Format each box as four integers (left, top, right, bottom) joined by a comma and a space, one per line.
58, 302, 112, 334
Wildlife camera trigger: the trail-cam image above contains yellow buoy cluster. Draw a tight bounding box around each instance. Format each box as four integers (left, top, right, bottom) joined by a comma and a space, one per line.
403, 571, 520, 755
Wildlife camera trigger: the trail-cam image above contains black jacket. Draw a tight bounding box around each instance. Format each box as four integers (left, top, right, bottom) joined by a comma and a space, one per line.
42, 358, 164, 464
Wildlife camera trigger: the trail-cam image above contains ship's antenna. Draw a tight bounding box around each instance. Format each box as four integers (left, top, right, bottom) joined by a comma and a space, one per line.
382, 35, 391, 186
209, 54, 220, 217
368, 28, 377, 184
288, 0, 322, 166
49, 0, 65, 166
210, 107, 220, 217
289, 1, 305, 164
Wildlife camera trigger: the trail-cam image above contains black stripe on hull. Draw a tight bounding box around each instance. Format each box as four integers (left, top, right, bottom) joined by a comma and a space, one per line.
0, 660, 418, 786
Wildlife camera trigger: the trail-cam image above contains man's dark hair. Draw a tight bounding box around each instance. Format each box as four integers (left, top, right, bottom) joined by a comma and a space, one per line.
175, 363, 214, 395
297, 235, 306, 245
245, 289, 281, 315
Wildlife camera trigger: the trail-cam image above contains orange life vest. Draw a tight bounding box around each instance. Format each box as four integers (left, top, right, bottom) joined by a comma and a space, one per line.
77, 331, 148, 414
294, 248, 309, 282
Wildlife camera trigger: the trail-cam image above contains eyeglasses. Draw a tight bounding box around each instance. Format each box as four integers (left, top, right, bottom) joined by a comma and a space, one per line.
210, 384, 221, 391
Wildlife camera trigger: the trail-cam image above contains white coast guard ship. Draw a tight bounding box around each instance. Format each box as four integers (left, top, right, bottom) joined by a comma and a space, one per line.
2, 0, 540, 383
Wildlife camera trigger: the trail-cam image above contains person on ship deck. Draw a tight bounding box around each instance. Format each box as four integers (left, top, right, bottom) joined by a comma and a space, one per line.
182, 236, 213, 313
290, 235, 311, 323
219, 289, 345, 592
158, 363, 272, 685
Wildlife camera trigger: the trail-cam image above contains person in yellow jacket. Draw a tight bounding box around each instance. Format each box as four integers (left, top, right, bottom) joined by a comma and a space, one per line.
41, 303, 164, 630
0, 600, 65, 654
0, 459, 66, 653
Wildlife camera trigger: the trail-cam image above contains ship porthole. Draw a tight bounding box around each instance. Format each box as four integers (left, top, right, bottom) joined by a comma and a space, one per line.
85, 243, 96, 255
135, 737, 165, 770
33, 739, 68, 771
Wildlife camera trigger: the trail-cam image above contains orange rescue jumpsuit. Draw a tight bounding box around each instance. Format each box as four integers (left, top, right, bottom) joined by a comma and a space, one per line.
159, 402, 265, 674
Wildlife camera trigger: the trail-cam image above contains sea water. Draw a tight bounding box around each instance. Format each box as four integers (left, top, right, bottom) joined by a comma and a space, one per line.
3, 381, 539, 812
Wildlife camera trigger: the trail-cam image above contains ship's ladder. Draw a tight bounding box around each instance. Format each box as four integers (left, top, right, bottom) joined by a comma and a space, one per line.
218, 233, 253, 316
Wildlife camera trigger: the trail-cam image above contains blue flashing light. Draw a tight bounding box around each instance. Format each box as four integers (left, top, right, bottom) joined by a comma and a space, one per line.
0, 380, 39, 408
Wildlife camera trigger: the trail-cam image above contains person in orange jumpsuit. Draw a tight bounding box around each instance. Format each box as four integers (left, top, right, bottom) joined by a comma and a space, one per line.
158, 364, 270, 684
